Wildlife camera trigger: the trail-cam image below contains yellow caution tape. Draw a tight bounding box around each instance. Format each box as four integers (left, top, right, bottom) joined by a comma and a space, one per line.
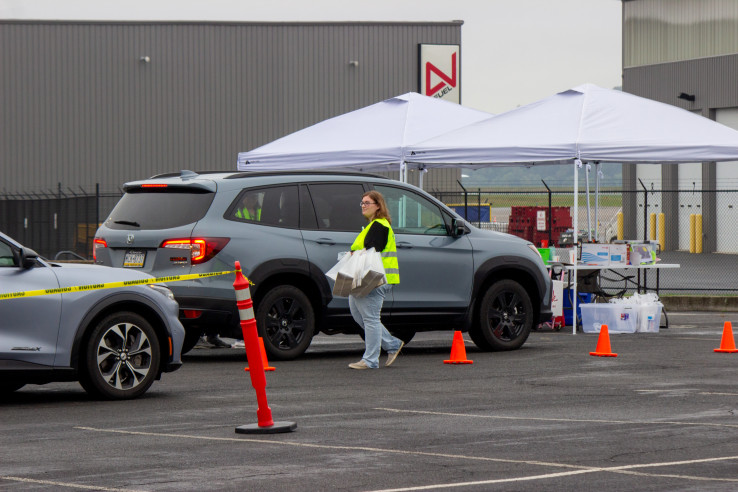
0, 270, 240, 300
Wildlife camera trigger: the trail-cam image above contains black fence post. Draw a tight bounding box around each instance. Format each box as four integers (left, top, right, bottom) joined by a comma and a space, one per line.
639, 178, 648, 240
542, 180, 552, 245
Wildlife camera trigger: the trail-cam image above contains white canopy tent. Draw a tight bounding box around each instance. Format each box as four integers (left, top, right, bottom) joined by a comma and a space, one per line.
236, 92, 492, 187
406, 83, 738, 334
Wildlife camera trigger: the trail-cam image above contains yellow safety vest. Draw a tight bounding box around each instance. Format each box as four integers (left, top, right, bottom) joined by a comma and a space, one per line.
351, 218, 400, 284
236, 207, 261, 220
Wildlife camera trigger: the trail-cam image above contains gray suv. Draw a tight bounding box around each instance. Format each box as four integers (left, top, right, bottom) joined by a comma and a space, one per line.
94, 170, 552, 360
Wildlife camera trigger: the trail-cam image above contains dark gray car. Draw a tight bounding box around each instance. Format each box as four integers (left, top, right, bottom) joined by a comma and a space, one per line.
0, 231, 184, 399
94, 170, 552, 360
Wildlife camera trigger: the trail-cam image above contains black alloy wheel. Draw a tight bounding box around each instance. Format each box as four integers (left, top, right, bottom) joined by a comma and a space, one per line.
256, 285, 315, 361
470, 279, 533, 351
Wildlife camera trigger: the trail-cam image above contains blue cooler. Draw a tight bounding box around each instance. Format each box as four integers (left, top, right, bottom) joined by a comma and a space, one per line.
563, 289, 593, 326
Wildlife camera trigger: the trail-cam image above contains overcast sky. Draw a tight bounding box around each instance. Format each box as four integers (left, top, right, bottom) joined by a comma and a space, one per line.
0, 0, 622, 114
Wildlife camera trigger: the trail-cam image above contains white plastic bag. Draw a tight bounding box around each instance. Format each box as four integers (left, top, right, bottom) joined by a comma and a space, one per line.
325, 251, 351, 282
327, 251, 363, 297
350, 248, 386, 297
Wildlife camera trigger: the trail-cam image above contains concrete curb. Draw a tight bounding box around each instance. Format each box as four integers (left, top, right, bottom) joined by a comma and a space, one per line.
661, 296, 738, 312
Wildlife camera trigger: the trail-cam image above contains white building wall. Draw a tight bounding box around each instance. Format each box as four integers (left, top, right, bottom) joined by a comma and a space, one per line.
716, 107, 738, 252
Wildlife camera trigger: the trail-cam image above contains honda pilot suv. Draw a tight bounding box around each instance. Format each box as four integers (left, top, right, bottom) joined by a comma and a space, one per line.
94, 170, 552, 360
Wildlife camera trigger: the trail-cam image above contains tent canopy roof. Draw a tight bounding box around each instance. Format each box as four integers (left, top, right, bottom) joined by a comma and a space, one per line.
236, 92, 492, 172
406, 83, 738, 167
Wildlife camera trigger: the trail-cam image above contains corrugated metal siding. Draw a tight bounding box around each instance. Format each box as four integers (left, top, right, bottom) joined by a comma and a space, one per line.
624, 0, 738, 68
0, 21, 462, 194
623, 53, 738, 111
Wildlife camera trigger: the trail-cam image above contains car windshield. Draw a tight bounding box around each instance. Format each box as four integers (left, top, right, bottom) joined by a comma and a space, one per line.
106, 189, 215, 230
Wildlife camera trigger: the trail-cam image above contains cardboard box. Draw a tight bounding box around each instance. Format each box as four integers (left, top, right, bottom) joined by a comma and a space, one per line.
608, 244, 628, 266
580, 303, 637, 334
580, 243, 610, 266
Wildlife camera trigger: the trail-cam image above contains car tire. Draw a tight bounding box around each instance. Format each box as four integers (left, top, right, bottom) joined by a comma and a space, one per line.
79, 311, 161, 400
469, 279, 533, 351
256, 285, 315, 361
391, 329, 415, 344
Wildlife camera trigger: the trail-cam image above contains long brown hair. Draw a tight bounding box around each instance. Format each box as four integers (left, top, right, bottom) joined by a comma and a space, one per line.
363, 190, 391, 225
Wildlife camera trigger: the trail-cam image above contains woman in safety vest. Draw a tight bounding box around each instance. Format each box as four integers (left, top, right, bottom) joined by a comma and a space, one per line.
347, 190, 404, 369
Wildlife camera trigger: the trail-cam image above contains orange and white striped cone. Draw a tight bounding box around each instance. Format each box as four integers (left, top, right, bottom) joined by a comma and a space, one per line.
233, 261, 295, 434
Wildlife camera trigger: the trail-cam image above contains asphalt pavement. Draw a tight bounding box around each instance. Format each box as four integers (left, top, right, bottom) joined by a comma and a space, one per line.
2, 312, 738, 491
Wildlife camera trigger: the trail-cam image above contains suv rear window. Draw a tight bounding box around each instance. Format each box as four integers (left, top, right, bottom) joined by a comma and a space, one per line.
106, 190, 215, 230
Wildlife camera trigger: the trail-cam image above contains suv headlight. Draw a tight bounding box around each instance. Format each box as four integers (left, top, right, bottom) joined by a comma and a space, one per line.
148, 283, 175, 300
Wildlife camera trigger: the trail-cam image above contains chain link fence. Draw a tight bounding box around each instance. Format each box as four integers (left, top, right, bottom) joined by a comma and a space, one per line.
0, 186, 122, 261
1, 185, 736, 294
430, 188, 738, 295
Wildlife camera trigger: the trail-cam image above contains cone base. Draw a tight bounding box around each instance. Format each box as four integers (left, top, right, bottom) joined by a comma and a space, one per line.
443, 360, 473, 364
713, 348, 738, 353
589, 352, 618, 357
235, 421, 297, 434
245, 367, 276, 371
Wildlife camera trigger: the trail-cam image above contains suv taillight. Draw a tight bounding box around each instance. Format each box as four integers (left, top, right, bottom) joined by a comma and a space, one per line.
160, 237, 230, 265
93, 238, 107, 261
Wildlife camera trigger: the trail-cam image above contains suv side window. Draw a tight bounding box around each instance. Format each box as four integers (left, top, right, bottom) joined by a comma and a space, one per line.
306, 183, 367, 231
0, 240, 14, 267
374, 185, 448, 235
228, 185, 299, 228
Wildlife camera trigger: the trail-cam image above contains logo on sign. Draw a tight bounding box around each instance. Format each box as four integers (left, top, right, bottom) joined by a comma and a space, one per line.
426, 53, 457, 97
419, 44, 460, 103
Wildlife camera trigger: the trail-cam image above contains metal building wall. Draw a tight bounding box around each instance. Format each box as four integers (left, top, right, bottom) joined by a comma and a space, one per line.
623, 52, 738, 251
0, 21, 462, 195
624, 0, 738, 68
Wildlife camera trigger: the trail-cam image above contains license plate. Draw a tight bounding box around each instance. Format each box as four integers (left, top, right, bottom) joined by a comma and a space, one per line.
123, 250, 146, 268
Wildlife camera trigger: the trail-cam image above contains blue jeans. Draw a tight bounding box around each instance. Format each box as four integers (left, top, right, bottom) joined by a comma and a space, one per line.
348, 284, 402, 369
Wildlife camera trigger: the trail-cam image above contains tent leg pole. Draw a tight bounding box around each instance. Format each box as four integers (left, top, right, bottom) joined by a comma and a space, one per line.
595, 162, 600, 242
585, 162, 592, 242
573, 160, 580, 335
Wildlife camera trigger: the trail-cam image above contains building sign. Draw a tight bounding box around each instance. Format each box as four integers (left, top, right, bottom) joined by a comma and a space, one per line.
419, 44, 460, 103
537, 210, 546, 231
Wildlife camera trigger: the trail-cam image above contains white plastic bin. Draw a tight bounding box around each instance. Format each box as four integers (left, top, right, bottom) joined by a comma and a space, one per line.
636, 303, 663, 333
579, 303, 637, 333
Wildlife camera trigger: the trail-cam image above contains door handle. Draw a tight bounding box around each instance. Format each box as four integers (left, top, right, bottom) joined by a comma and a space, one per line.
315, 238, 336, 246
396, 242, 413, 249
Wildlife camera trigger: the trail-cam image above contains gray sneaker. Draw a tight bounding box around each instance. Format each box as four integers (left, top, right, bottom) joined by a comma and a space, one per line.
206, 335, 232, 348
193, 335, 212, 349
385, 342, 404, 367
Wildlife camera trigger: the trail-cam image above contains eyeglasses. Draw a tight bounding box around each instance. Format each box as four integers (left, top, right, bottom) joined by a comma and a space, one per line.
360, 201, 376, 207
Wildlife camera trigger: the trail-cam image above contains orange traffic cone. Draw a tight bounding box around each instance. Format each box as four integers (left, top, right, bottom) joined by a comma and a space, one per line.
444, 331, 473, 364
714, 321, 738, 353
589, 324, 618, 357
245, 337, 276, 371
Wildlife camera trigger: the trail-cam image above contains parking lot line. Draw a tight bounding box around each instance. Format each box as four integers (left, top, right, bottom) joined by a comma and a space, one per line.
0, 475, 148, 492
376, 407, 738, 429
75, 425, 738, 489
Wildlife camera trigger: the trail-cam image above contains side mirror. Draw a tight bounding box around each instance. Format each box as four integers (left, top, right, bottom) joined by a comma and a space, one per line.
13, 246, 39, 269
451, 218, 468, 238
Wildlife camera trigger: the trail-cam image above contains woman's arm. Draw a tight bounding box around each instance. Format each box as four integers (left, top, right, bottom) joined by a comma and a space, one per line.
363, 221, 389, 251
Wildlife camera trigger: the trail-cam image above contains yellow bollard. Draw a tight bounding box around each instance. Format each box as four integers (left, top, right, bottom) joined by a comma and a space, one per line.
689, 214, 696, 253
616, 212, 624, 241
696, 214, 703, 254
649, 213, 657, 240
658, 213, 665, 252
